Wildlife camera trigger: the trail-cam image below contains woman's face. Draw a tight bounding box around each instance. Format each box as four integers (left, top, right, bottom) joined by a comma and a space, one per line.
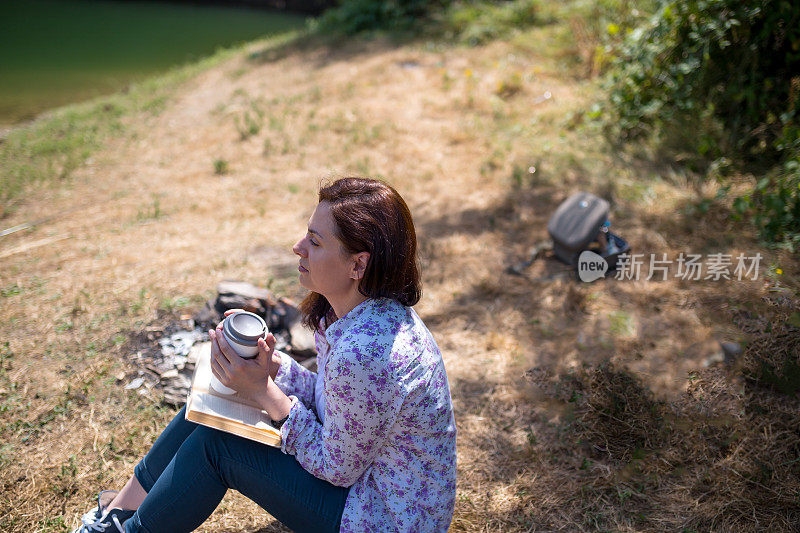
292, 201, 364, 300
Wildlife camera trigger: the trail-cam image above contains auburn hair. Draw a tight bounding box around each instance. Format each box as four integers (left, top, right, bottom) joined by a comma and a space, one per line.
300, 177, 421, 330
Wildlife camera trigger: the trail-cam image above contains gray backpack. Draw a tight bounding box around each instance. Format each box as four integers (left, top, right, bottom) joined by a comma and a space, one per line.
547, 191, 628, 271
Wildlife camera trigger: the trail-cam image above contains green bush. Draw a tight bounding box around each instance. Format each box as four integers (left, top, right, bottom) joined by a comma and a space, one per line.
733, 150, 800, 248
606, 0, 800, 160
313, 0, 541, 41
443, 0, 539, 46
603, 0, 800, 248
314, 0, 451, 35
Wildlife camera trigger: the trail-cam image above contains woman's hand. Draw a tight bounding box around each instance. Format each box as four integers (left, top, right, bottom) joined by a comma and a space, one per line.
209, 324, 274, 395
209, 317, 292, 421
216, 309, 282, 379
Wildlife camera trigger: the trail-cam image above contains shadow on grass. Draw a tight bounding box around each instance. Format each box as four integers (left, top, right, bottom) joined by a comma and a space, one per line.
410, 165, 797, 529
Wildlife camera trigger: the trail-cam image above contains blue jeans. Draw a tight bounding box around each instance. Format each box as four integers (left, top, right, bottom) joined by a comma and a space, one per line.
124, 405, 349, 533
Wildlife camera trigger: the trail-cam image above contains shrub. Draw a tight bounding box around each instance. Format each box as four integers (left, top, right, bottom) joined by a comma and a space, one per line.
313, 0, 541, 41
443, 0, 539, 46
603, 0, 800, 248
314, 0, 451, 35
732, 151, 800, 248
606, 0, 799, 160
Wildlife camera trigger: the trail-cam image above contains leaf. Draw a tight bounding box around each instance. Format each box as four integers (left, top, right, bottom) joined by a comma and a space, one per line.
733, 196, 750, 215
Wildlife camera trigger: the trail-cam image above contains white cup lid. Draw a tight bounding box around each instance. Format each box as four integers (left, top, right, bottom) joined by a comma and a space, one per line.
223, 311, 267, 345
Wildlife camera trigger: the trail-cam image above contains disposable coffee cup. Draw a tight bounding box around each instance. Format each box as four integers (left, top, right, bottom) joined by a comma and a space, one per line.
211, 311, 268, 395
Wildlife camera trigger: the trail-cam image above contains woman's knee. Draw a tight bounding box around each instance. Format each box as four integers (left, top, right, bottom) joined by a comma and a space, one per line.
181, 426, 231, 460
181, 426, 266, 474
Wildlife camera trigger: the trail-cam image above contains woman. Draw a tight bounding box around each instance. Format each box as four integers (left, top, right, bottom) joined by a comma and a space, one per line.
74, 177, 457, 533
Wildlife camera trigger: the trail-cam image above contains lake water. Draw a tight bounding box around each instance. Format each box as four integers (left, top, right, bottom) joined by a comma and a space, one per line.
0, 0, 306, 124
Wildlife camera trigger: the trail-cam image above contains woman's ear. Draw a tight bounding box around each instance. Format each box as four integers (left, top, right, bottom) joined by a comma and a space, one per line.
351, 252, 370, 280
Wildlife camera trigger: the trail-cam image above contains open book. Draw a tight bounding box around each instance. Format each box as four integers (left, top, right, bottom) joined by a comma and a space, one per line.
185, 343, 281, 447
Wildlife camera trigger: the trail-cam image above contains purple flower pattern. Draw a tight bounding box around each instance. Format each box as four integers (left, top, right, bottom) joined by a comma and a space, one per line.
273, 298, 457, 532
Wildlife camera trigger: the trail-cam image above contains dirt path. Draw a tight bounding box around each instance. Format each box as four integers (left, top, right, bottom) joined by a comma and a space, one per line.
0, 34, 795, 532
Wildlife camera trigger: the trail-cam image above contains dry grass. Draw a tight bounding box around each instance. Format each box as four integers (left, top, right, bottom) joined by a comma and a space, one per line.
1, 13, 799, 533
736, 295, 800, 394
517, 348, 800, 531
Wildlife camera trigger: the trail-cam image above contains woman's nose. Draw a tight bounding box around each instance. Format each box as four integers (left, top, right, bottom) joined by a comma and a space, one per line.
292, 238, 305, 257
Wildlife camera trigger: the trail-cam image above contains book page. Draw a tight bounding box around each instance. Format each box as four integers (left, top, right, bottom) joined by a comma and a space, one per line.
188, 342, 279, 438
191, 392, 279, 434
191, 342, 213, 393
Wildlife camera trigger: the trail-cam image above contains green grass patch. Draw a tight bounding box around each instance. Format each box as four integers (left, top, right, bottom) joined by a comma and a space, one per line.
0, 31, 301, 218
213, 158, 230, 175
607, 310, 635, 338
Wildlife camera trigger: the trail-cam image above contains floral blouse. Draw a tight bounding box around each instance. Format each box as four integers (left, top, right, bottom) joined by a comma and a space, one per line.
273, 298, 457, 532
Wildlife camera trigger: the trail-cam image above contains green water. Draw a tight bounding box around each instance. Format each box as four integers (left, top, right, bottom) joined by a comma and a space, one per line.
0, 0, 306, 124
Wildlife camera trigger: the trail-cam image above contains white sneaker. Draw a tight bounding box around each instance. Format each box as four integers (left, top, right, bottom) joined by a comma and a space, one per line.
72, 490, 134, 533
73, 507, 135, 533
